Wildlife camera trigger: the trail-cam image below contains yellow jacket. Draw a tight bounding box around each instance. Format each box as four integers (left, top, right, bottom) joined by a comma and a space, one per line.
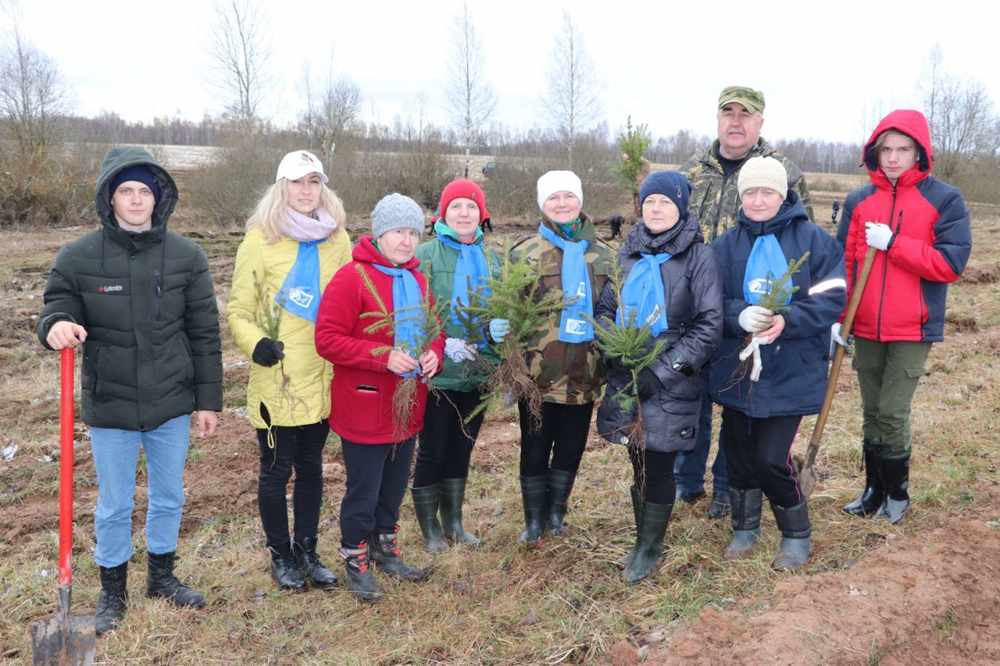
228, 227, 352, 428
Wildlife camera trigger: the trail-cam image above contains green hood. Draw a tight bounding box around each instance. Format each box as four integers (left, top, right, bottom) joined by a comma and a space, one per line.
96, 147, 179, 237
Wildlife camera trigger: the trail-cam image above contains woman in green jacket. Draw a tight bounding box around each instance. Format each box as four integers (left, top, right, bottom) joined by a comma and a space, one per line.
228, 150, 352, 590
411, 179, 502, 551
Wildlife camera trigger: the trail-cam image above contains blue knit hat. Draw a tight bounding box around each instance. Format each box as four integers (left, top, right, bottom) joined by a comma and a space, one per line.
110, 165, 161, 203
639, 171, 691, 218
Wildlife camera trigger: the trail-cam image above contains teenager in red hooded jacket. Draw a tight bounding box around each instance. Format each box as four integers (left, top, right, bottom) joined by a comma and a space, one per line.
314, 193, 445, 601
836, 109, 972, 524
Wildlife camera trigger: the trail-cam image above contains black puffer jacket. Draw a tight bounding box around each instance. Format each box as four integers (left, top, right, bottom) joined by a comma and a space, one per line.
595, 213, 723, 452
37, 147, 222, 431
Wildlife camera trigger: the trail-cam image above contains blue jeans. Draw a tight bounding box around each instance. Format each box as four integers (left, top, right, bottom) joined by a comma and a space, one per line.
673, 397, 729, 496
89, 414, 191, 567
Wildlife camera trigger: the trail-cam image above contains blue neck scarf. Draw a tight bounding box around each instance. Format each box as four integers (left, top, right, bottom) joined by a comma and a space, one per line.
538, 223, 594, 343
277, 240, 324, 322
618, 253, 672, 336
743, 234, 791, 305
372, 263, 424, 378
434, 220, 491, 327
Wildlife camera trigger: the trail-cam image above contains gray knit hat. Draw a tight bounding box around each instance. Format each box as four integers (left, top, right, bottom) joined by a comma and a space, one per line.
371, 193, 425, 239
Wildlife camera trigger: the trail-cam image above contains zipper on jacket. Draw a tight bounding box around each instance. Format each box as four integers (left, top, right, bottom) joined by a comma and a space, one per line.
875, 190, 899, 341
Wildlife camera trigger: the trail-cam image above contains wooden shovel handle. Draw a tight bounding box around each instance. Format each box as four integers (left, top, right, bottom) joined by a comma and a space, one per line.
804, 247, 877, 469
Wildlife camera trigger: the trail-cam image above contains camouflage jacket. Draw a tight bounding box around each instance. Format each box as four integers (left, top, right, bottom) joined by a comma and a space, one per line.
510, 213, 614, 405
679, 138, 813, 243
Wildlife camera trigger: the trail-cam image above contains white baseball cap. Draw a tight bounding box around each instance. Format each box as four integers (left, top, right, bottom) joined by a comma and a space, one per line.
275, 150, 328, 183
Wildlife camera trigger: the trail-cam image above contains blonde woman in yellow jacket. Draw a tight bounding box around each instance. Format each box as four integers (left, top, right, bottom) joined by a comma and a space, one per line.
228, 150, 351, 591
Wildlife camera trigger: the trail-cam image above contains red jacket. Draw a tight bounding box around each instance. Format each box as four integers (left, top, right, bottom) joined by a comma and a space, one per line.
837, 110, 972, 342
314, 236, 444, 444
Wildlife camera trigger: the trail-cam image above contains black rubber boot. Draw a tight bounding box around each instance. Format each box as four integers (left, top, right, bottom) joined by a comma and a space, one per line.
293, 537, 338, 589
440, 477, 481, 546
147, 551, 205, 607
843, 442, 884, 517
707, 488, 732, 519
270, 544, 306, 591
369, 527, 430, 582
340, 541, 382, 602
95, 562, 128, 636
723, 488, 762, 560
411, 484, 448, 553
876, 456, 910, 524
623, 501, 673, 584
518, 475, 548, 545
546, 469, 575, 536
621, 485, 642, 567
771, 500, 812, 571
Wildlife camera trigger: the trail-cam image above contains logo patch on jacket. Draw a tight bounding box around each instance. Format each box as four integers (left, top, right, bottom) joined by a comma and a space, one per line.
97, 284, 124, 293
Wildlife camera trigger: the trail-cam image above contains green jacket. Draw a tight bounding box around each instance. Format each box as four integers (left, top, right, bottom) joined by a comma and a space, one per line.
415, 233, 500, 392
679, 138, 813, 242
37, 147, 223, 431
510, 214, 613, 405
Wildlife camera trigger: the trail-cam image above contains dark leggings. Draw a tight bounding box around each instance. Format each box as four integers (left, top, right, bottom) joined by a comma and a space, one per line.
719, 407, 803, 508
339, 437, 415, 547
256, 420, 330, 551
413, 389, 486, 486
628, 446, 677, 505
518, 401, 594, 477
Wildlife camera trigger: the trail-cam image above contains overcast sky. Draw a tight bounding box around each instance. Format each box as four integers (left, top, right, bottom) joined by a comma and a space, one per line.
6, 0, 997, 145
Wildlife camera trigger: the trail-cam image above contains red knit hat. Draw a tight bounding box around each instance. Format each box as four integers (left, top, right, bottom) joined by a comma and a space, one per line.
437, 178, 489, 223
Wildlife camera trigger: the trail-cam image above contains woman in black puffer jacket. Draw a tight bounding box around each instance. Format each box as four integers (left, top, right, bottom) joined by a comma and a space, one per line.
595, 171, 723, 584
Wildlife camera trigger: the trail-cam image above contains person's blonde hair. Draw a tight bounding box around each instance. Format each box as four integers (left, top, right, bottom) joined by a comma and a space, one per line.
245, 179, 347, 243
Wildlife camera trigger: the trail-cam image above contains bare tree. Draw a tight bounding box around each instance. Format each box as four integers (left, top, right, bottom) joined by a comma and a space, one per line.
0, 1, 68, 157
301, 56, 362, 163
445, 1, 496, 176
921, 47, 998, 181
209, 0, 270, 130
544, 12, 601, 168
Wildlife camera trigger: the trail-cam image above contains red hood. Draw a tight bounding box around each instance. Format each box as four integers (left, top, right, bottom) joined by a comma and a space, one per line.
352, 234, 422, 271
863, 109, 933, 189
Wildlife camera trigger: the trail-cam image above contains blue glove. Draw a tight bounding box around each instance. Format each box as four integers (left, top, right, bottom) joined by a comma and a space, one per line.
489, 318, 510, 343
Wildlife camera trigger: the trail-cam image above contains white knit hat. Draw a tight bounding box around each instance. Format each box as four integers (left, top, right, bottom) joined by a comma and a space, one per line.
737, 156, 787, 199
536, 170, 583, 210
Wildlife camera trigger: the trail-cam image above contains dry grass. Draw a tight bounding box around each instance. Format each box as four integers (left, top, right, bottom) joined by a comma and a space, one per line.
1, 204, 998, 663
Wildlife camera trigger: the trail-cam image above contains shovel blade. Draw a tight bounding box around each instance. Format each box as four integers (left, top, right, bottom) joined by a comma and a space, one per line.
30, 613, 96, 666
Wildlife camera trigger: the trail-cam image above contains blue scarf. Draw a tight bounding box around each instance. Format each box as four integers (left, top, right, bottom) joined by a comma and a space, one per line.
618, 253, 672, 336
276, 240, 323, 322
743, 234, 791, 306
538, 223, 594, 343
372, 263, 424, 378
434, 221, 491, 328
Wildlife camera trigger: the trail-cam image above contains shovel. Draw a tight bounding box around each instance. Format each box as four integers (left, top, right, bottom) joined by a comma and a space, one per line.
797, 247, 877, 497
31, 347, 96, 665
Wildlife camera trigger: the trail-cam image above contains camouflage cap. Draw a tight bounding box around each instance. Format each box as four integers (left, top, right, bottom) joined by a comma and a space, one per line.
718, 86, 765, 114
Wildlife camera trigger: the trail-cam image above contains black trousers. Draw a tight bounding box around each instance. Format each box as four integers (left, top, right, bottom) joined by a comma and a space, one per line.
628, 446, 677, 505
518, 401, 594, 477
719, 407, 803, 508
256, 421, 330, 552
340, 437, 415, 547
413, 389, 486, 486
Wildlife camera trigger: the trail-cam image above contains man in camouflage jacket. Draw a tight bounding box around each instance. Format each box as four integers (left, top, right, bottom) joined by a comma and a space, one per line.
675, 86, 813, 519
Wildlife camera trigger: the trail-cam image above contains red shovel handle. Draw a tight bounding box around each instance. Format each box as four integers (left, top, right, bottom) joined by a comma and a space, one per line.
58, 347, 75, 588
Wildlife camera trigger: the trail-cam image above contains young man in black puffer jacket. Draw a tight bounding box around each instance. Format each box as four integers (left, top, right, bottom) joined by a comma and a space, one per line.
37, 147, 222, 635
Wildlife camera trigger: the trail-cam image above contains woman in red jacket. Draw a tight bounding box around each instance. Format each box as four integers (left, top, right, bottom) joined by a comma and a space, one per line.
836, 109, 972, 524
315, 193, 445, 601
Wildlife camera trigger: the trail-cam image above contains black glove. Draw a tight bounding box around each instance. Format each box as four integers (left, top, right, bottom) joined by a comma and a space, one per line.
603, 354, 625, 372
252, 338, 285, 367
636, 368, 662, 400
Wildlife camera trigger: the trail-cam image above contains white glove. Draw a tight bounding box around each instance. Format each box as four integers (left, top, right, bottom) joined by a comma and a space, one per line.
444, 338, 477, 363
865, 222, 893, 251
738, 305, 774, 334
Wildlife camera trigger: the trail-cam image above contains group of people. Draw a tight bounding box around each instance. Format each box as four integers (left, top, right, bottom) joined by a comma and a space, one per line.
36, 85, 971, 634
